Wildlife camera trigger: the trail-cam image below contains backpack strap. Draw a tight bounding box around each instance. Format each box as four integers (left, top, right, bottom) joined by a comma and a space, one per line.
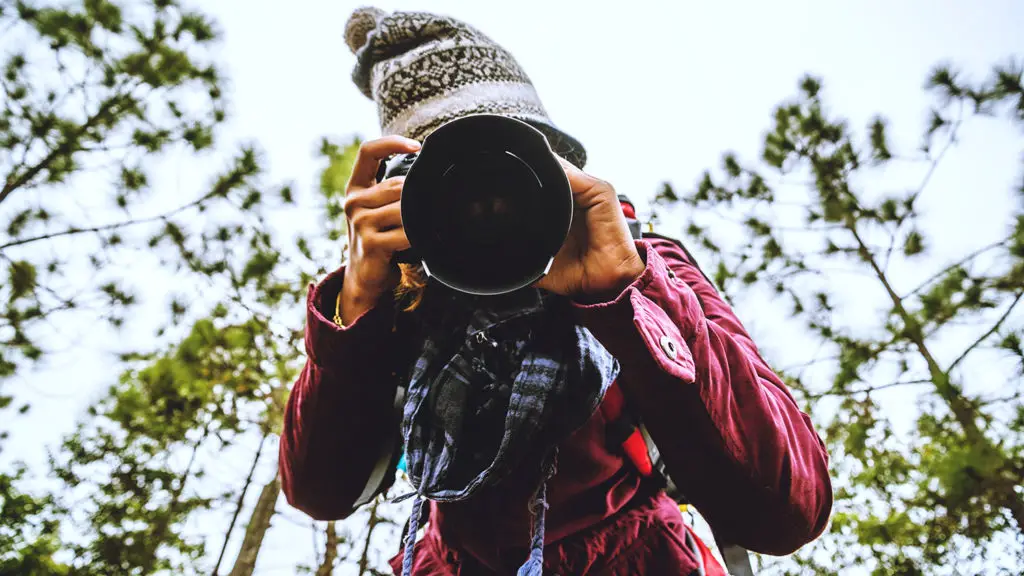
597, 382, 655, 478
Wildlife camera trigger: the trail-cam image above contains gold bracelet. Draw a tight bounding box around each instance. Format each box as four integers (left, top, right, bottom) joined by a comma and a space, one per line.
333, 289, 345, 328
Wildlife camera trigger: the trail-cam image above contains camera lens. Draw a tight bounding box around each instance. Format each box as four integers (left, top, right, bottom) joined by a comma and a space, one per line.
397, 115, 572, 295
436, 151, 540, 248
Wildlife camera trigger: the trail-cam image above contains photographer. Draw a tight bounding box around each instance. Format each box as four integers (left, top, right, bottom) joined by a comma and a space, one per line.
279, 7, 832, 575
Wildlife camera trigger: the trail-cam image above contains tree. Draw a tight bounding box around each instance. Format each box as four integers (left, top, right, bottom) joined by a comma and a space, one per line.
0, 463, 68, 575
226, 474, 279, 576
313, 521, 342, 576
0, 0, 253, 406
651, 60, 1024, 574
47, 310, 293, 575
0, 2, 310, 572
0, 0, 416, 573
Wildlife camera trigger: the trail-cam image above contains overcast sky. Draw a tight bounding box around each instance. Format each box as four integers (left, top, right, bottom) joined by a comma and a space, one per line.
6, 1, 1024, 574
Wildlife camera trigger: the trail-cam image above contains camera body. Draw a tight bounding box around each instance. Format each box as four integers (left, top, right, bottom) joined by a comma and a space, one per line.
377, 153, 421, 264
376, 115, 573, 296
379, 152, 418, 182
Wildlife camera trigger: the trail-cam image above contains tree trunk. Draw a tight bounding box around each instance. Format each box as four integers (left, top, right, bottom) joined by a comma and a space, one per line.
358, 499, 384, 576
227, 473, 281, 576
315, 522, 339, 576
139, 427, 208, 575
213, 433, 268, 576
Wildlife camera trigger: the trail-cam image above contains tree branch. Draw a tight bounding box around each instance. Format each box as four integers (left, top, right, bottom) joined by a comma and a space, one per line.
213, 432, 268, 576
807, 379, 933, 400
845, 213, 986, 445
139, 423, 210, 574
1, 91, 131, 205
1, 187, 220, 251
979, 391, 1022, 406
779, 355, 841, 373
357, 500, 383, 576
883, 99, 964, 272
901, 239, 1008, 299
946, 290, 1024, 374
315, 521, 339, 576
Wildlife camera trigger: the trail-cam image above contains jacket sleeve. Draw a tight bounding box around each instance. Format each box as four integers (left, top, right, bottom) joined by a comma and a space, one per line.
278, 266, 411, 521
571, 237, 833, 556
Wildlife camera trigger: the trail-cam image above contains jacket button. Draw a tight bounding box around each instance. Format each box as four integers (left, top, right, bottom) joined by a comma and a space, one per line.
660, 335, 678, 359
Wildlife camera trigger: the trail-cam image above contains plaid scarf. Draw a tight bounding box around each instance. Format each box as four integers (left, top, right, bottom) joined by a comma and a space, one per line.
398, 287, 619, 575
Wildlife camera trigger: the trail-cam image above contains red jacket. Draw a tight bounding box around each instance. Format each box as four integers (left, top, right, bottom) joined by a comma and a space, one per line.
279, 238, 833, 574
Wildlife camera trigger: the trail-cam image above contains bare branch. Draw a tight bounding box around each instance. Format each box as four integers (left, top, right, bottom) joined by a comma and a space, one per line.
1, 188, 220, 251
883, 99, 964, 272
212, 433, 269, 576
946, 290, 1024, 374
779, 355, 841, 373
807, 379, 933, 400
901, 239, 1008, 299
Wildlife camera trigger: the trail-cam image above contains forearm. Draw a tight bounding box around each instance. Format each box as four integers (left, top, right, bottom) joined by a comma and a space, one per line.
279, 267, 406, 520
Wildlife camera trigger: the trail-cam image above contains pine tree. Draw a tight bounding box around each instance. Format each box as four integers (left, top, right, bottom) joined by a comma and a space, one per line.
48, 310, 293, 575
652, 60, 1024, 574
0, 0, 274, 467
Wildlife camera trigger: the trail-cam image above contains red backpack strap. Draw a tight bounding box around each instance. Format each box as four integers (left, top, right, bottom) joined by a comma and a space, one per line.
598, 382, 654, 477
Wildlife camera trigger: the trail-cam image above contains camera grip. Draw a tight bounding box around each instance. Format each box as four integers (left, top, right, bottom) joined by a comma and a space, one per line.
378, 153, 420, 266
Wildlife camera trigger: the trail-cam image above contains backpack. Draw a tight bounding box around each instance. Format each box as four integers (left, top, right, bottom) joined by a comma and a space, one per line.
349, 195, 756, 576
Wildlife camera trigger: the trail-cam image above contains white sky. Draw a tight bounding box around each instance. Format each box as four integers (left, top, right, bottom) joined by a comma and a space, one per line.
5, 1, 1024, 574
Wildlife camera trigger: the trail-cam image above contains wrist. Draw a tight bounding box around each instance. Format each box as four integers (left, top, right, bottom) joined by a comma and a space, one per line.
606, 255, 646, 296
341, 273, 384, 325
578, 252, 646, 304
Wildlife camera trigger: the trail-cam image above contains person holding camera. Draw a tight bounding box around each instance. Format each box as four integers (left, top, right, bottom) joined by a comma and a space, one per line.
279, 7, 833, 576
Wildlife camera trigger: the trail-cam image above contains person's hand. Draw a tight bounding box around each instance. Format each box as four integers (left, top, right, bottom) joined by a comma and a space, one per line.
533, 158, 645, 302
339, 135, 421, 324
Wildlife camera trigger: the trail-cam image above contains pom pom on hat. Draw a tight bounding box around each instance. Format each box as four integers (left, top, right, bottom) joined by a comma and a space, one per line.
345, 6, 387, 53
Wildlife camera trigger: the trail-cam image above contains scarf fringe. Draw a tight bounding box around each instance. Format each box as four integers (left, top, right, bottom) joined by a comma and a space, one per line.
517, 447, 558, 576
401, 495, 425, 576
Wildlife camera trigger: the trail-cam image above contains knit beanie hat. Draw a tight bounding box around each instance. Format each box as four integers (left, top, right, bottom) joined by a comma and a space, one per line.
344, 7, 587, 168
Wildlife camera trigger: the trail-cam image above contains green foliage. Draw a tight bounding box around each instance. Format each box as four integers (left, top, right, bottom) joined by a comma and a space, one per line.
0, 2, 322, 573
39, 307, 301, 574
653, 60, 1024, 573
318, 136, 360, 242
0, 0, 237, 386
0, 464, 68, 575
1, 73, 347, 571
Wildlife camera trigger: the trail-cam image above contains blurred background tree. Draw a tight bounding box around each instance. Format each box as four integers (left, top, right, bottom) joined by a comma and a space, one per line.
0, 1, 408, 574
1, 0, 234, 382
651, 62, 1024, 574
0, 0, 273, 461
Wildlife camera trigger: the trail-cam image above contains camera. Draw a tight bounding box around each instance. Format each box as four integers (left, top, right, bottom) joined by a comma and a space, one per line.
377, 115, 573, 296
